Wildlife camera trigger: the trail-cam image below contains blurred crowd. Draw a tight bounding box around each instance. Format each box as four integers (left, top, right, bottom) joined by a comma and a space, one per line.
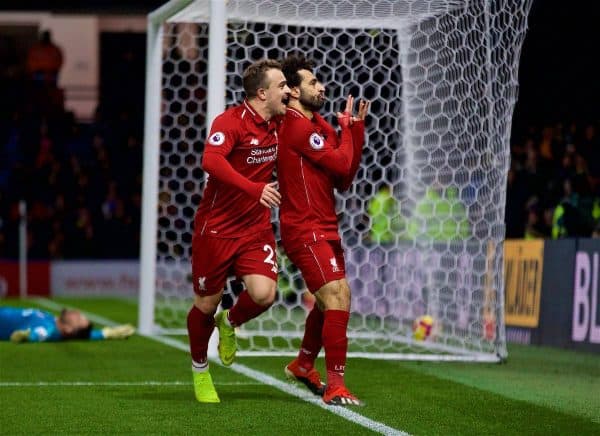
0, 32, 142, 259
506, 122, 600, 239
0, 31, 598, 261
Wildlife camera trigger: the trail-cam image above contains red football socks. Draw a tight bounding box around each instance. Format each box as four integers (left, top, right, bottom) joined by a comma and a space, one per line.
187, 305, 215, 365
228, 290, 270, 327
322, 309, 350, 389
298, 305, 324, 369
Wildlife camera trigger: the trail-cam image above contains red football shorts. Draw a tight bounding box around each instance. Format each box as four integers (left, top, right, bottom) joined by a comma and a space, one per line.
192, 229, 278, 296
287, 239, 346, 293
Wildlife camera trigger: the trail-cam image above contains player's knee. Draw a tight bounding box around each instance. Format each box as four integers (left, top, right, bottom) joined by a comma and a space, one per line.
250, 284, 276, 307
193, 294, 219, 315
245, 275, 277, 307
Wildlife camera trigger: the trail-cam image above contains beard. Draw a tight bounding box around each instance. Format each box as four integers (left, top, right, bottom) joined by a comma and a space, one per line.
299, 91, 325, 112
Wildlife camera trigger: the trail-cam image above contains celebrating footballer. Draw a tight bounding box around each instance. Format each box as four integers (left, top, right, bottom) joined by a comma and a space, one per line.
278, 55, 370, 406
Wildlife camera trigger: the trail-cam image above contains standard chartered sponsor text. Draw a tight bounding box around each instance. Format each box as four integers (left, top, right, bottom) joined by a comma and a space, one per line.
247, 147, 276, 164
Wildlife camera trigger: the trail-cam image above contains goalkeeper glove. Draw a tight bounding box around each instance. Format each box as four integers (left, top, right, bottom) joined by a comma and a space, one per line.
101, 324, 135, 340
10, 329, 30, 343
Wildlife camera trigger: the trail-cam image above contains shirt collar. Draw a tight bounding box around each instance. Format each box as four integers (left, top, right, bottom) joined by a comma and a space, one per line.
243, 99, 268, 126
287, 107, 317, 122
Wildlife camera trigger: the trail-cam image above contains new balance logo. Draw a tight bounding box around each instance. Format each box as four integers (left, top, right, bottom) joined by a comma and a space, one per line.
250, 138, 259, 146
198, 277, 207, 292
330, 257, 340, 273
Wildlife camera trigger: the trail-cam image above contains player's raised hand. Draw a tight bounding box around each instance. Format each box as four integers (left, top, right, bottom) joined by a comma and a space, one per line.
259, 182, 281, 208
336, 95, 354, 128
354, 99, 370, 121
343, 94, 354, 115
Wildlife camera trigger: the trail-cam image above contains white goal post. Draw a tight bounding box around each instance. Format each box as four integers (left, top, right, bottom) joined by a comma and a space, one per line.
140, 0, 532, 362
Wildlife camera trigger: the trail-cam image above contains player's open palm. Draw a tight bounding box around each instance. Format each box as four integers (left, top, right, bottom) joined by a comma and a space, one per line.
336, 95, 354, 128
260, 182, 281, 208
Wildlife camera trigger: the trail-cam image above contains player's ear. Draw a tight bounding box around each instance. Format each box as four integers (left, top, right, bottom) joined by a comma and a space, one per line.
289, 86, 300, 99
256, 87, 268, 101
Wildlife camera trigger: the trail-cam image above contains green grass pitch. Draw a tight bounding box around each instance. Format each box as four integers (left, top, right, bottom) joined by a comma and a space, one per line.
1, 297, 598, 435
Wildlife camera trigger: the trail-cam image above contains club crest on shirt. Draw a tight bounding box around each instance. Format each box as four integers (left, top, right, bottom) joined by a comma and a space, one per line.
309, 132, 324, 150
208, 132, 225, 146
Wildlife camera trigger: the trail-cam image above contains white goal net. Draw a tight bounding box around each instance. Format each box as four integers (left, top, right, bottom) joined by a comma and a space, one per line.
140, 0, 532, 361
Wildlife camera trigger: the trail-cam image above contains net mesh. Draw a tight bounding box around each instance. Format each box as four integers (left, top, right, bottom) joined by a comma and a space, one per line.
150, 0, 532, 359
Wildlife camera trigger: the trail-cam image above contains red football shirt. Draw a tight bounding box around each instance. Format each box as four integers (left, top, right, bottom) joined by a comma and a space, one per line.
277, 108, 364, 251
194, 100, 278, 238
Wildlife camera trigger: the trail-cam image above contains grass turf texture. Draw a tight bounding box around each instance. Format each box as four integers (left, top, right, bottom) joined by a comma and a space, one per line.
0, 297, 598, 435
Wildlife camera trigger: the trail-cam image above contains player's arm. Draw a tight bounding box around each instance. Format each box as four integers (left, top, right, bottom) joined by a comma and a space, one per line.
335, 100, 369, 191
202, 115, 280, 208
89, 324, 135, 341
334, 120, 364, 191
312, 111, 361, 190
294, 123, 353, 177
10, 326, 54, 343
293, 97, 356, 177
201, 115, 262, 199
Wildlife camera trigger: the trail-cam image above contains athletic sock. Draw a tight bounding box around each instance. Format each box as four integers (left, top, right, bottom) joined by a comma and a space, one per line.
298, 305, 324, 369
322, 309, 350, 389
187, 305, 215, 365
192, 359, 209, 373
228, 290, 270, 327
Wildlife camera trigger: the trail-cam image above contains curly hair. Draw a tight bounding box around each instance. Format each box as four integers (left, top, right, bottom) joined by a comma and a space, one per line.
281, 55, 315, 88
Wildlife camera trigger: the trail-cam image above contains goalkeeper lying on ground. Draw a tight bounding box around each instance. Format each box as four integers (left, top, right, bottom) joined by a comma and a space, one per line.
0, 307, 135, 343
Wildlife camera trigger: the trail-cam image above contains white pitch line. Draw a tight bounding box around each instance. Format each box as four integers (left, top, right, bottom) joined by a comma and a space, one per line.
0, 381, 261, 387
33, 298, 121, 327
32, 299, 409, 436
149, 333, 408, 436
229, 361, 409, 436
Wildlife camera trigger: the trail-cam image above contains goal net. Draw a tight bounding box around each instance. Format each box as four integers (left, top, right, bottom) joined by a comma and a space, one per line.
140, 0, 532, 361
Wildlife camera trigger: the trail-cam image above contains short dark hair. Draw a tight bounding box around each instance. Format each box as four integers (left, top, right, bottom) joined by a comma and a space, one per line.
242, 59, 282, 98
70, 323, 93, 340
281, 55, 315, 88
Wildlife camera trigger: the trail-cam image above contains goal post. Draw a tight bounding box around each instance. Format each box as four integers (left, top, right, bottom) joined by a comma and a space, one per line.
139, 0, 225, 335
140, 0, 533, 361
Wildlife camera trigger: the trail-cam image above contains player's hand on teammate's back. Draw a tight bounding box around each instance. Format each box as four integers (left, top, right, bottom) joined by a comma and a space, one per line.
259, 182, 281, 208
336, 95, 354, 128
